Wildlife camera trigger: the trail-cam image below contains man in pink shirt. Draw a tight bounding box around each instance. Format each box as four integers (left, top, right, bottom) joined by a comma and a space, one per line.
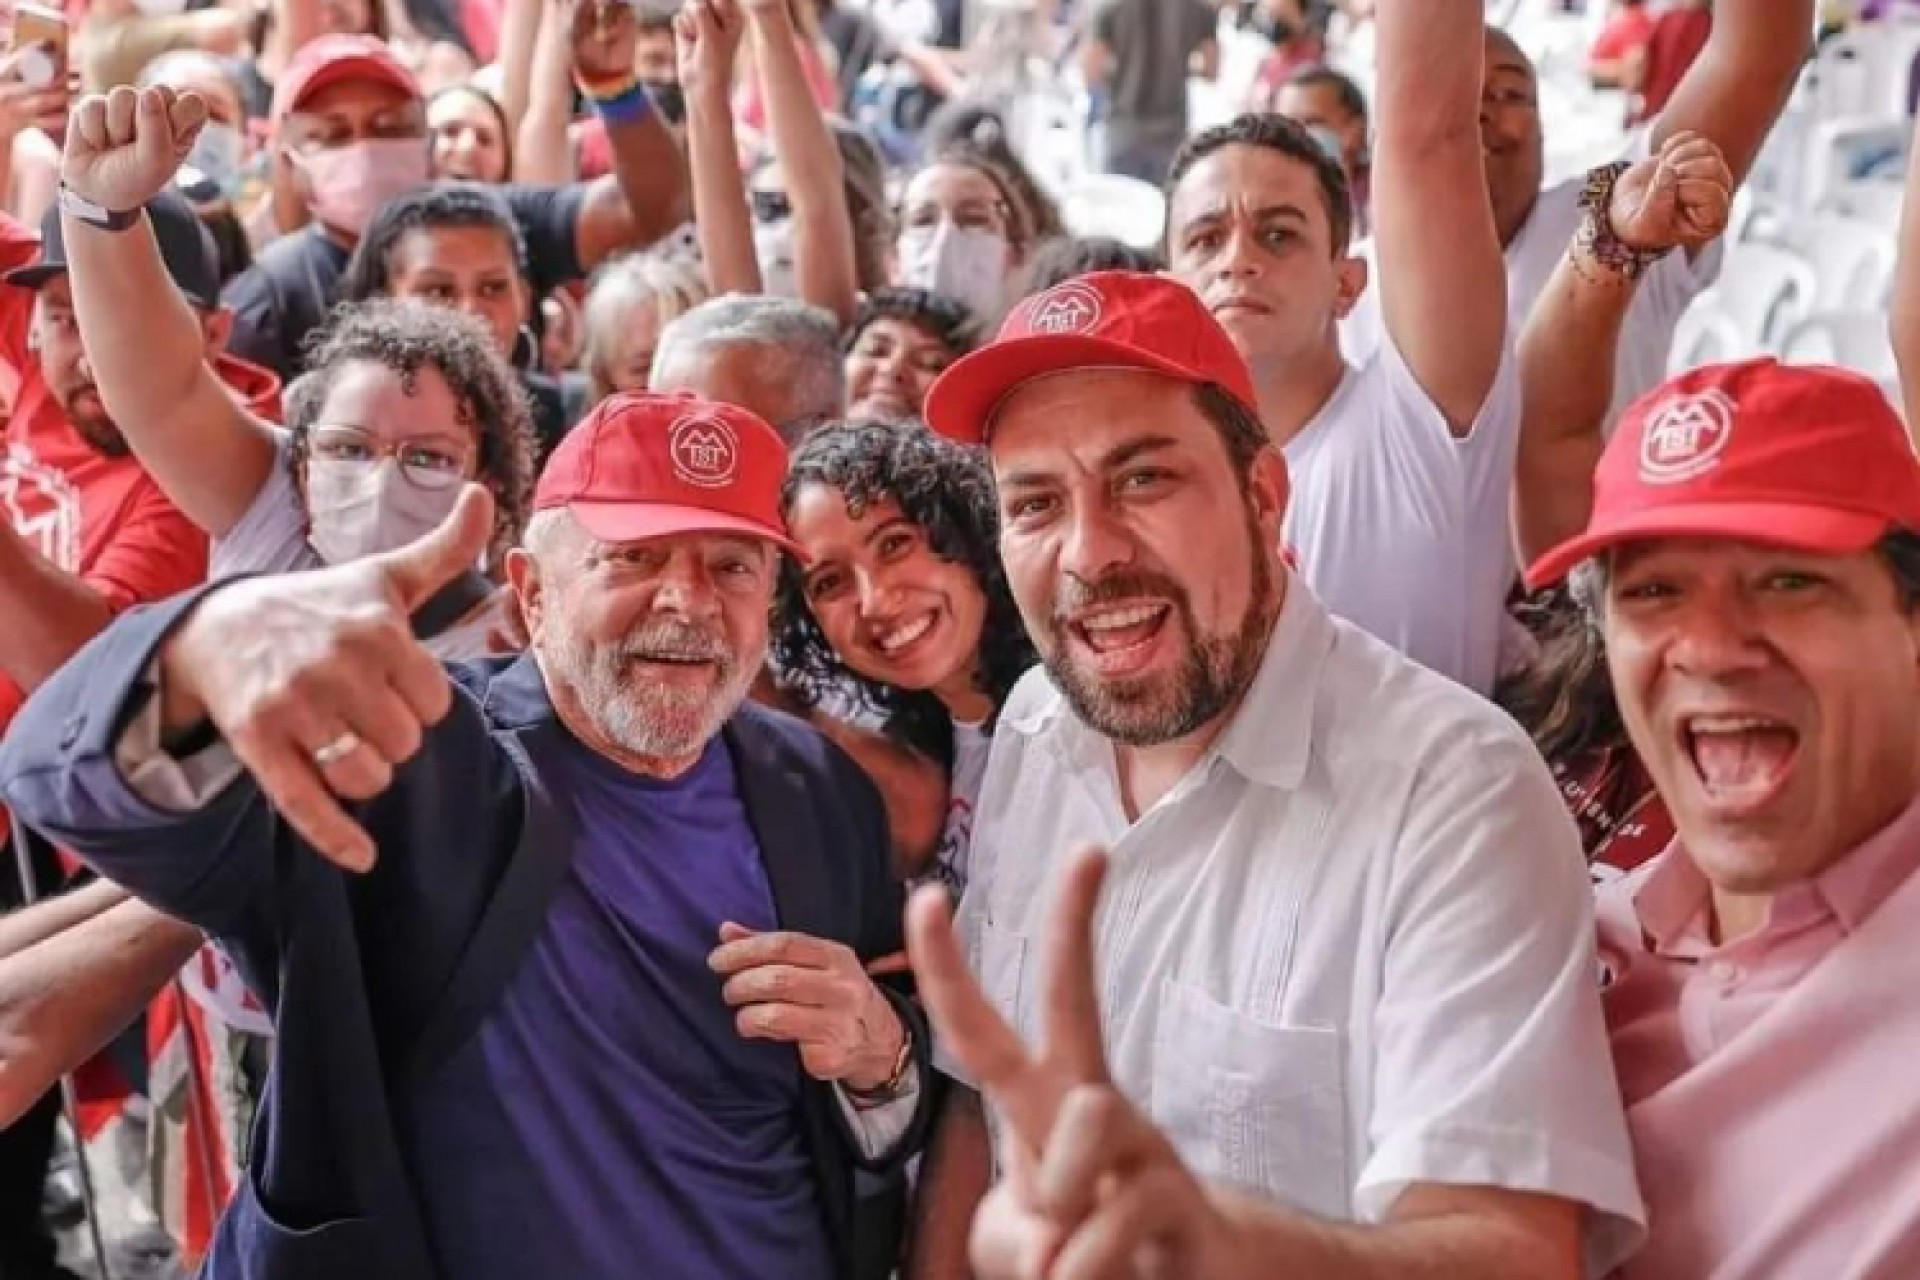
1527, 358, 1920, 1279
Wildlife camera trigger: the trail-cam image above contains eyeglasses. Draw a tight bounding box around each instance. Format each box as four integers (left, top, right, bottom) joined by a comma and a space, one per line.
750, 189, 794, 224
309, 425, 472, 490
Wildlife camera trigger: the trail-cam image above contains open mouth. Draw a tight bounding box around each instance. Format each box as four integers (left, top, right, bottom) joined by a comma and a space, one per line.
1067, 601, 1172, 677
874, 611, 939, 658
1681, 714, 1800, 813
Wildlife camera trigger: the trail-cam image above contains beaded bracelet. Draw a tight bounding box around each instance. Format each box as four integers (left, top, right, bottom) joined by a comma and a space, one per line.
1575, 160, 1673, 284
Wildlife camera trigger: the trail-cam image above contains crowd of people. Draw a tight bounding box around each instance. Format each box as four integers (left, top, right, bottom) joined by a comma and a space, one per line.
0, 0, 1916, 1277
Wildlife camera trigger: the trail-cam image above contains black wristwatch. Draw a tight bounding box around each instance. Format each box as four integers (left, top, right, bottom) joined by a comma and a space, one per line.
58, 184, 143, 232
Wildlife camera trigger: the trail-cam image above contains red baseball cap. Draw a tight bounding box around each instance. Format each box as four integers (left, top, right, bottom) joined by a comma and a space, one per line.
534, 392, 802, 558
1526, 359, 1920, 590
923, 271, 1260, 445
272, 35, 421, 122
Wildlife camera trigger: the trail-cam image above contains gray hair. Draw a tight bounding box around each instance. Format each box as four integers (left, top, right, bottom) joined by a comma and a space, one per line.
582, 249, 709, 402
650, 293, 846, 427
1567, 557, 1609, 625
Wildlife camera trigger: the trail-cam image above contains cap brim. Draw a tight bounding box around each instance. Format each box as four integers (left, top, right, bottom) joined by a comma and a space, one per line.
924, 334, 1218, 445
1525, 501, 1892, 592
566, 500, 806, 562
3, 263, 63, 290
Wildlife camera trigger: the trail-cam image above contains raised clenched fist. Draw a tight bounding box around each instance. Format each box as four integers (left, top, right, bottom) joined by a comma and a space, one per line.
62, 85, 208, 215
1608, 130, 1735, 257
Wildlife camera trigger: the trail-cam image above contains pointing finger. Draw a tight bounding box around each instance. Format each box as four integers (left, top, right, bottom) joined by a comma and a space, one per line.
907, 886, 1043, 1134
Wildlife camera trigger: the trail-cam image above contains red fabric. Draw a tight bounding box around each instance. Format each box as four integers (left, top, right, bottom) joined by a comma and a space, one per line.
1632, 7, 1712, 124
926, 272, 1260, 445
1553, 746, 1674, 877
537, 392, 798, 553
147, 983, 237, 1267
732, 36, 838, 134
214, 351, 284, 422
574, 115, 614, 180
1527, 359, 1920, 589
458, 0, 502, 64
1590, 6, 1655, 62
0, 211, 211, 733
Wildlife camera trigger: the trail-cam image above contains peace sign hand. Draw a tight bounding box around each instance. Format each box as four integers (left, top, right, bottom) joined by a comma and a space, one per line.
907, 849, 1253, 1280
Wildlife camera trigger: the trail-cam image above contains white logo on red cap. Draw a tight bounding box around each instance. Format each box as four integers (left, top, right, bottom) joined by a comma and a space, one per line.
1025, 282, 1104, 336
1639, 389, 1735, 485
669, 414, 739, 488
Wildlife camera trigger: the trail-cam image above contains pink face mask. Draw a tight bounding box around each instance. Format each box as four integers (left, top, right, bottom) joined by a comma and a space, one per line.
294, 138, 430, 238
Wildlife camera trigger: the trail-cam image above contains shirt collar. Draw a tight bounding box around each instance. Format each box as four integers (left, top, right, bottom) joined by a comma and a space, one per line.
1634, 790, 1920, 950
999, 577, 1333, 794
1813, 792, 1920, 933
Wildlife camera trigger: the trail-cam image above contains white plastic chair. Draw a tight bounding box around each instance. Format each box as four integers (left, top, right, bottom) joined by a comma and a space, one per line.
1762, 214, 1898, 310
1058, 172, 1169, 250
1703, 243, 1821, 353
1668, 303, 1750, 375
1778, 310, 1900, 383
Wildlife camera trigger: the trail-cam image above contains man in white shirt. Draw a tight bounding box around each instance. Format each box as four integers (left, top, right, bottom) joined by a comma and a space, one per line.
907, 268, 1645, 1279
1162, 0, 1519, 693
1344, 0, 1809, 423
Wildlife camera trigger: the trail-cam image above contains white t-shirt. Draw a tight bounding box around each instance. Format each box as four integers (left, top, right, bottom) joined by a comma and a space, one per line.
1340, 159, 1724, 428
1282, 336, 1522, 695
948, 584, 1646, 1272
919, 717, 992, 898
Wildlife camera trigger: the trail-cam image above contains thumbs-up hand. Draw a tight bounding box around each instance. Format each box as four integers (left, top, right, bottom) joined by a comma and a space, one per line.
62, 85, 208, 216
909, 850, 1254, 1280
156, 486, 496, 874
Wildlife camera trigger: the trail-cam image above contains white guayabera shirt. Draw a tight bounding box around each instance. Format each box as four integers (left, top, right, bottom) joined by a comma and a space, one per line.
947, 583, 1649, 1275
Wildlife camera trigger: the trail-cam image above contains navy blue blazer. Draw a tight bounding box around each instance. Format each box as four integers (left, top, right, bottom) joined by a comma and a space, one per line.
0, 586, 933, 1280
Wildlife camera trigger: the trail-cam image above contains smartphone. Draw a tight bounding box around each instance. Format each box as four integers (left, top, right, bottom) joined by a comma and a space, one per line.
9, 3, 68, 91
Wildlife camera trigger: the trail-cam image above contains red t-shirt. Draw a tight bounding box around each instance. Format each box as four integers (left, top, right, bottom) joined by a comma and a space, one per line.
1553, 744, 1675, 884
1591, 6, 1655, 62
1633, 8, 1713, 124
0, 213, 210, 732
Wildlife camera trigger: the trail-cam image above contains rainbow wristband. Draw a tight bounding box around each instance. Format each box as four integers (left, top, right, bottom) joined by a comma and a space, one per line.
578, 75, 656, 127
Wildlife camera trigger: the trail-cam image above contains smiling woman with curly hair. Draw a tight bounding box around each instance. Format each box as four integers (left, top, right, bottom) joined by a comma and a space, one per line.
773, 422, 1035, 892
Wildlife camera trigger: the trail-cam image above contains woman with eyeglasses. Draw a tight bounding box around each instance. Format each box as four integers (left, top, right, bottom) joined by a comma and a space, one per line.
774, 422, 1035, 893
843, 287, 980, 425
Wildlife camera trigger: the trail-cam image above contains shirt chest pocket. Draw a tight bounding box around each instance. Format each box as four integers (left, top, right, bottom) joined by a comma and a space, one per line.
1150, 979, 1350, 1220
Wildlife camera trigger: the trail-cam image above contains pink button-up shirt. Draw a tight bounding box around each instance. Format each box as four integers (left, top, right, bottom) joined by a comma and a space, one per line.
1597, 795, 1920, 1279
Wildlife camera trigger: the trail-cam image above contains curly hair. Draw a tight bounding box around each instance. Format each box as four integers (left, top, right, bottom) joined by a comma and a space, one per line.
286, 299, 535, 566
846, 287, 983, 359
772, 422, 1035, 765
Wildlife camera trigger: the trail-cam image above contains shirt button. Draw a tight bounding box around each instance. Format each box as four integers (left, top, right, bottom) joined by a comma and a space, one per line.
1707, 961, 1741, 987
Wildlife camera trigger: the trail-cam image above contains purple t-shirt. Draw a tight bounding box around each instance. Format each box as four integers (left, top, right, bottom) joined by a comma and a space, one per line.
404, 731, 835, 1278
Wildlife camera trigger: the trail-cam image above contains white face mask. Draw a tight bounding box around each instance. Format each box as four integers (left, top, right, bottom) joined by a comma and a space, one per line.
898, 221, 1011, 320
754, 218, 799, 298
184, 121, 245, 190
305, 458, 465, 566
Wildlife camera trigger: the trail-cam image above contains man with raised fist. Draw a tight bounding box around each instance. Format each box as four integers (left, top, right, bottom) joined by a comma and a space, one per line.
0, 392, 932, 1280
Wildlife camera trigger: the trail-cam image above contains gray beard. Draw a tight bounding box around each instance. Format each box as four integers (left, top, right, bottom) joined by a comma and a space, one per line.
545, 622, 755, 763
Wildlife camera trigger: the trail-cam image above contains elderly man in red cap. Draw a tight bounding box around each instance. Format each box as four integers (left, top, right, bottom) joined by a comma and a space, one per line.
1523, 358, 1920, 1278
0, 392, 931, 1280
905, 269, 1645, 1279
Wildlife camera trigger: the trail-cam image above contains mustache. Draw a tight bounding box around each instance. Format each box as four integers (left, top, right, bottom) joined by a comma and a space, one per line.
616, 622, 731, 665
1051, 569, 1188, 625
